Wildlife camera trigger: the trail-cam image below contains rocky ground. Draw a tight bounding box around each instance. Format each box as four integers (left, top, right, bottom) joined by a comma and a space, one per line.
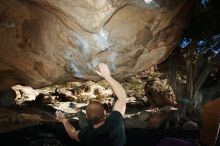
0, 68, 199, 133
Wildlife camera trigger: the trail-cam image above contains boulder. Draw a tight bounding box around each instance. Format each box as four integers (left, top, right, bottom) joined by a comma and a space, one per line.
0, 0, 196, 91
0, 89, 16, 107
182, 120, 198, 131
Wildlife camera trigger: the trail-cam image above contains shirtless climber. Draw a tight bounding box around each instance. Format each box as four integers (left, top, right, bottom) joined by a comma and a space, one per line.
55, 63, 127, 146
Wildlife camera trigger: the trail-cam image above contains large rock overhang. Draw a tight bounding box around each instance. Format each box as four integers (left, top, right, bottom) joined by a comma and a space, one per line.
0, 0, 196, 91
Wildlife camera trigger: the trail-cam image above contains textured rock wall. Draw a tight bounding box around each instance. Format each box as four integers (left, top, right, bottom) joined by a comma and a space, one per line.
0, 0, 196, 91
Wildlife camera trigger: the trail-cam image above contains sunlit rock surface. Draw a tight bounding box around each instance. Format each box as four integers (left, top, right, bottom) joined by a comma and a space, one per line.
0, 0, 196, 91
0, 73, 178, 132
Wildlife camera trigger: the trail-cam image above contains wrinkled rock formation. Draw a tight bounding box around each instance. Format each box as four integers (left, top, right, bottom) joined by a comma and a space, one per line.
0, 0, 196, 91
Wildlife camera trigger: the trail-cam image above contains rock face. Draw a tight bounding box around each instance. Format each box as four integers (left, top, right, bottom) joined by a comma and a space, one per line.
0, 78, 178, 132
0, 0, 196, 91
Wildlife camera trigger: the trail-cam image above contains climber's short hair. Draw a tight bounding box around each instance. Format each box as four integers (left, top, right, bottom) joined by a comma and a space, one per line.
86, 100, 105, 124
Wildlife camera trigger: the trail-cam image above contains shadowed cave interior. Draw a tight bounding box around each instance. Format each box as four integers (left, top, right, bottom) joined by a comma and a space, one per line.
0, 0, 220, 146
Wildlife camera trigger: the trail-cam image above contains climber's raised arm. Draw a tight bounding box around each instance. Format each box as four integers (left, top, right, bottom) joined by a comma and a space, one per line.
96, 63, 127, 116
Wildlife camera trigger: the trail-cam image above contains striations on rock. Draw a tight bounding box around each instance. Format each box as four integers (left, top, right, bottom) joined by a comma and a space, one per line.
0, 0, 196, 92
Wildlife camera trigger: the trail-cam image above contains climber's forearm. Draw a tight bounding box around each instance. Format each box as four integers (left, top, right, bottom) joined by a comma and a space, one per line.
62, 119, 79, 141
105, 76, 127, 115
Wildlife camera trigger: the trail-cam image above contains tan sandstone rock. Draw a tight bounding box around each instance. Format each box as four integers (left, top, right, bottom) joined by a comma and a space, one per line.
0, 0, 196, 91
